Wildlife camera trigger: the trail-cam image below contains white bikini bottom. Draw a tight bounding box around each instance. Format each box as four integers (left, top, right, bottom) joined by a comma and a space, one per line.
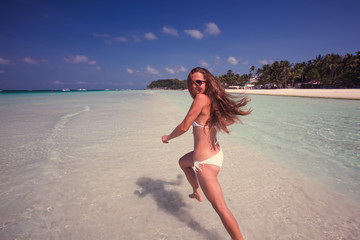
193, 149, 223, 171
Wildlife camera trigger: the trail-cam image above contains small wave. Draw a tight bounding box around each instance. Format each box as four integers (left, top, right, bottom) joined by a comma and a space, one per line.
48, 106, 90, 163
52, 106, 90, 137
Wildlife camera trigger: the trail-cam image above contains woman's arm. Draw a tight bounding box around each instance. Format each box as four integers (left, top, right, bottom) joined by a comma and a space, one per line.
162, 124, 186, 143
162, 94, 208, 143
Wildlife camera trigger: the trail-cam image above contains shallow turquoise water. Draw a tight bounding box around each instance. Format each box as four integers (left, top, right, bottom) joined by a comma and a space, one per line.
0, 90, 359, 239
158, 90, 360, 201
1, 90, 359, 201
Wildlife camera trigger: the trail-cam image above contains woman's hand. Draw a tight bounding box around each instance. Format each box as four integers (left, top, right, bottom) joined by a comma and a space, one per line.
162, 135, 170, 143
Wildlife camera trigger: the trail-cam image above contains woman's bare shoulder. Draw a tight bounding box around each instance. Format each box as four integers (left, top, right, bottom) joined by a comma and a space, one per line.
194, 93, 211, 104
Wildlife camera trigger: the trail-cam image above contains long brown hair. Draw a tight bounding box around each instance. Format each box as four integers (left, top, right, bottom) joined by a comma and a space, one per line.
187, 67, 251, 133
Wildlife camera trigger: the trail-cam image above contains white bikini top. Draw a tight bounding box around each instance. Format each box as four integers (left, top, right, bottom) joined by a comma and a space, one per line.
192, 121, 219, 144
192, 121, 210, 128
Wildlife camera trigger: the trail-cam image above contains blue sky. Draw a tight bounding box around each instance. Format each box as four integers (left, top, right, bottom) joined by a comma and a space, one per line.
0, 0, 359, 90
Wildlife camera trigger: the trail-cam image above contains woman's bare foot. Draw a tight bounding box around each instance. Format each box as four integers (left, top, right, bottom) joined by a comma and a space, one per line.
189, 189, 203, 202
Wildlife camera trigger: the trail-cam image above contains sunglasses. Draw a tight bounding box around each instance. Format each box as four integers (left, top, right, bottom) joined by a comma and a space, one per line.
194, 80, 206, 86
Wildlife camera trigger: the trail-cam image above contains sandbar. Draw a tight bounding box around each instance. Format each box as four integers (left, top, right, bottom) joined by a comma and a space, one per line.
226, 88, 360, 100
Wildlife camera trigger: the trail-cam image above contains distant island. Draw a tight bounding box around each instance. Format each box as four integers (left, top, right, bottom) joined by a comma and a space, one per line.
147, 79, 186, 90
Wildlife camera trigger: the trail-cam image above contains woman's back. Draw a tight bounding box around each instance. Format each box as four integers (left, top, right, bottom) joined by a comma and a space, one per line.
192, 94, 220, 161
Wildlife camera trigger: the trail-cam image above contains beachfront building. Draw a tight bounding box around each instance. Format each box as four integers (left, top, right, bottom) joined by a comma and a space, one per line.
296, 79, 323, 88
243, 77, 258, 89
228, 85, 241, 89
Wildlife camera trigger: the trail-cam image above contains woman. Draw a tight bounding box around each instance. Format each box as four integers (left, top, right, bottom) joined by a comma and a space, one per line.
162, 67, 250, 240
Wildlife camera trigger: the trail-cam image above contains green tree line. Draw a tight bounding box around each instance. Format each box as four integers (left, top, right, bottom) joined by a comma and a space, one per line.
147, 79, 186, 89
218, 52, 360, 88
148, 52, 360, 90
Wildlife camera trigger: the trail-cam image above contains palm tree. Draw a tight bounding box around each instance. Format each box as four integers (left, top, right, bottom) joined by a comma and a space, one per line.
270, 61, 282, 88
280, 60, 291, 88
256, 64, 271, 87
322, 53, 343, 86
249, 65, 256, 79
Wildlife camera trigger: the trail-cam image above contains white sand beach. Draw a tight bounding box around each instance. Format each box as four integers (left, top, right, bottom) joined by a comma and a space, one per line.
227, 88, 360, 100
0, 91, 359, 239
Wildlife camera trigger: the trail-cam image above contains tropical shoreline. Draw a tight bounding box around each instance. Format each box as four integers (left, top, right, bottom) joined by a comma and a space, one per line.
226, 88, 360, 100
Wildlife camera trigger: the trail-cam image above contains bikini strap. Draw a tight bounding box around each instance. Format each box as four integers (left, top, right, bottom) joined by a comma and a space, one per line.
193, 161, 204, 172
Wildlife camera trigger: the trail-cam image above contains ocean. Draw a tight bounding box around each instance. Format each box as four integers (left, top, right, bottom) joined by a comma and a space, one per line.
234, 94, 360, 201
0, 90, 359, 239
161, 90, 360, 201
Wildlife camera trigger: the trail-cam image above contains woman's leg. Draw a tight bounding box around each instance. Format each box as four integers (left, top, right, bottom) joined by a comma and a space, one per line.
196, 165, 244, 240
178, 151, 203, 202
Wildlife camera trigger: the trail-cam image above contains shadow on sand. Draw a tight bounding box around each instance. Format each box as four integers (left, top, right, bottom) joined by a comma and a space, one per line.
134, 175, 220, 240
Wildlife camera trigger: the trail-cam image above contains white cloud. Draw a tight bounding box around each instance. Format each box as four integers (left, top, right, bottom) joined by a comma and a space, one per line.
0, 70, 5, 73
165, 67, 175, 74
205, 22, 220, 36
184, 29, 203, 39
23, 57, 39, 64
53, 80, 64, 85
227, 57, 238, 65
179, 66, 187, 72
165, 66, 187, 74
0, 57, 11, 65
93, 33, 110, 38
145, 32, 157, 40
64, 55, 98, 68
199, 60, 209, 67
259, 59, 274, 65
115, 36, 127, 42
96, 66, 103, 71
214, 55, 222, 64
132, 35, 141, 42
163, 26, 178, 36
242, 60, 249, 65
146, 65, 160, 75
104, 40, 112, 45
64, 55, 89, 64
259, 59, 268, 65
126, 68, 134, 74
94, 33, 112, 45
